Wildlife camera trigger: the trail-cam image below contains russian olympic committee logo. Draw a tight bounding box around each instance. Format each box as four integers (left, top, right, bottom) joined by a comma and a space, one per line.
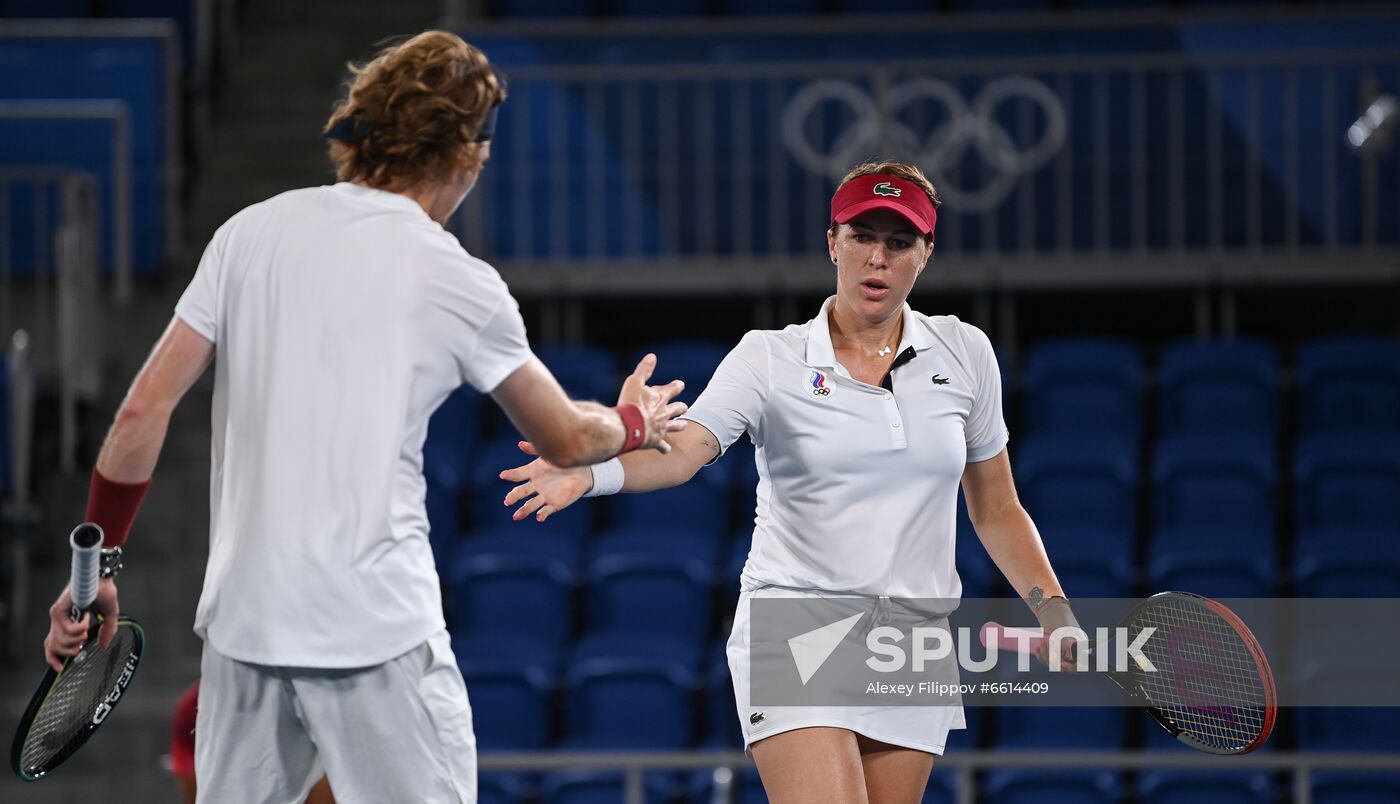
810, 370, 832, 397
780, 76, 1067, 212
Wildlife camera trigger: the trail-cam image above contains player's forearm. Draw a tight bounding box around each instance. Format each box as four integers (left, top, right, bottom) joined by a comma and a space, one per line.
94, 401, 175, 483
971, 503, 1065, 605
617, 424, 716, 492
551, 401, 626, 468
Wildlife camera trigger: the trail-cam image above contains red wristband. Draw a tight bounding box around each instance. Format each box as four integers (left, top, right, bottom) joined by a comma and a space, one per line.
615, 404, 646, 454
85, 468, 151, 547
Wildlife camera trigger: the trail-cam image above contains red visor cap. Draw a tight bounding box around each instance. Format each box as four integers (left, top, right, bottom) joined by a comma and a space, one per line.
830, 174, 937, 239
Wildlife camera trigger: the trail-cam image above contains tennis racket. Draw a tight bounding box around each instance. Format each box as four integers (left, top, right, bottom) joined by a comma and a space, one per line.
10, 523, 145, 781
980, 591, 1276, 755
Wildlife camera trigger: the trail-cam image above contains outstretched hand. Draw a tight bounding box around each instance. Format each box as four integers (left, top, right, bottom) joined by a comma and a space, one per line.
500, 441, 595, 523
617, 353, 688, 454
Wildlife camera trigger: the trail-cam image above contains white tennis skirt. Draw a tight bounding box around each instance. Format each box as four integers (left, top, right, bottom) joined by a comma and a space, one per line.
727, 585, 965, 755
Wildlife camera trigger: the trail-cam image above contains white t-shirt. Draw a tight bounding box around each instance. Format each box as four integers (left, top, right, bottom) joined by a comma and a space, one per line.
682, 297, 1009, 601
176, 182, 532, 667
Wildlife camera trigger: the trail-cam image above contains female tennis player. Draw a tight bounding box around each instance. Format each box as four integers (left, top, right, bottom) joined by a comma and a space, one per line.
501, 161, 1083, 803
42, 30, 687, 803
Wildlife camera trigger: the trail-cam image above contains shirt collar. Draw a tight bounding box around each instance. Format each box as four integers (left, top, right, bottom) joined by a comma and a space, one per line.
805, 296, 936, 369
334, 181, 429, 217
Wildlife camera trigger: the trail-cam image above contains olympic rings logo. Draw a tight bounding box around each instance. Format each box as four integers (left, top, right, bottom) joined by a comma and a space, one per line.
780, 76, 1067, 213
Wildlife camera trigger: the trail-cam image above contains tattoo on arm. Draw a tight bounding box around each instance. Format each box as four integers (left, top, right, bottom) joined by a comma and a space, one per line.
1027, 586, 1045, 611
700, 437, 719, 460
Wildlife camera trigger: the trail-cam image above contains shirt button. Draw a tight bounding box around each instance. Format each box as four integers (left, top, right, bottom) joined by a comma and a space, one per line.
892, 421, 902, 429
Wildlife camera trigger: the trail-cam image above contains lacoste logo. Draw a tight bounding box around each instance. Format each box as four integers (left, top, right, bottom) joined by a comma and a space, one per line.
873, 182, 901, 197
750, 712, 765, 725
932, 374, 949, 385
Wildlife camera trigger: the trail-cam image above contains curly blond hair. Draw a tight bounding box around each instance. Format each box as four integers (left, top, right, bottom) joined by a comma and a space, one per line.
324, 31, 506, 190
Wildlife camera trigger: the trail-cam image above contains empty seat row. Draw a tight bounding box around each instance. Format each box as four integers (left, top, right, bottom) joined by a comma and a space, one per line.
449, 527, 751, 643
1020, 336, 1400, 440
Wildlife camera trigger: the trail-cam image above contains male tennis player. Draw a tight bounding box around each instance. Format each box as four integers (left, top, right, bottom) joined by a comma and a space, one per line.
42, 31, 687, 803
501, 161, 1083, 803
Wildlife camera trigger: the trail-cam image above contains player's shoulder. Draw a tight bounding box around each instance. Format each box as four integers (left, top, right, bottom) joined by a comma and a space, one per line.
737, 322, 807, 363
910, 310, 994, 352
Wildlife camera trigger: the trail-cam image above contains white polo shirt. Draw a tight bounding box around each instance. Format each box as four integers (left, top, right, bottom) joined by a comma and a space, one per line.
683, 297, 1008, 601
176, 182, 533, 667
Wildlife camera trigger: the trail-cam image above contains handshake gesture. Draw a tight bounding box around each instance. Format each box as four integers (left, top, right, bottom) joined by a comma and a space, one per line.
500, 353, 689, 522
616, 352, 689, 455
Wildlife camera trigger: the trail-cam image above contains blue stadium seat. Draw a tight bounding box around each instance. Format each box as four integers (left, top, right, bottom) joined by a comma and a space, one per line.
985, 770, 1123, 804
1152, 433, 1276, 531
1022, 339, 1144, 441
1136, 771, 1274, 804
1294, 526, 1400, 597
944, 707, 982, 753
1016, 434, 1138, 532
425, 479, 462, 568
449, 545, 574, 642
1309, 772, 1400, 804
956, 492, 999, 599
563, 634, 699, 749
586, 528, 716, 641
727, 436, 760, 530
993, 707, 1126, 749
1294, 659, 1400, 751
1147, 531, 1276, 598
540, 770, 673, 804
725, 529, 751, 592
1014, 434, 1137, 591
454, 636, 555, 751
1158, 339, 1279, 437
633, 340, 730, 406
1293, 434, 1400, 531
488, 345, 618, 430
462, 527, 587, 565
703, 641, 740, 748
470, 435, 594, 536
1297, 337, 1400, 434
922, 772, 956, 804
606, 459, 732, 539
535, 345, 619, 403
423, 386, 484, 492
479, 773, 531, 804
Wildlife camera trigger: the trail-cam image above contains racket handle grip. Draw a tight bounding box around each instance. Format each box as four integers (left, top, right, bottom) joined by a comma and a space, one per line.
69, 523, 104, 618
980, 621, 1045, 653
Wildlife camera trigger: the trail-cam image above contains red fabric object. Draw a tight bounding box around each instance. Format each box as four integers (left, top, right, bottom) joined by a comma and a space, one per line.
830, 173, 937, 239
615, 404, 646, 454
169, 681, 199, 777
84, 468, 151, 547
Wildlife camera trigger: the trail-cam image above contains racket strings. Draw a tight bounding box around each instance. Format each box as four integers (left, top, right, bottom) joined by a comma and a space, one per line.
1128, 597, 1268, 752
19, 627, 139, 775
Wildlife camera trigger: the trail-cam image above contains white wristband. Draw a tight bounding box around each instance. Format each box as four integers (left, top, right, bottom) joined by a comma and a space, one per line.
584, 458, 624, 497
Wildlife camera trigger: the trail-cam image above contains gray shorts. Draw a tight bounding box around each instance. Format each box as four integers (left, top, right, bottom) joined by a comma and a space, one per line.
195, 629, 476, 804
